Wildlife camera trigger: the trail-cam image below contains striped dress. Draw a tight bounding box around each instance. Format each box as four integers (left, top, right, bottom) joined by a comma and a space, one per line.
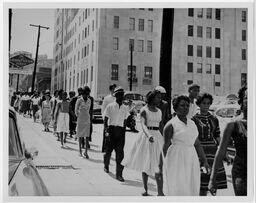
192, 113, 227, 191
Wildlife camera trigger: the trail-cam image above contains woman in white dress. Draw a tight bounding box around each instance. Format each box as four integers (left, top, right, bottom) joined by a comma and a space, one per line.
41, 92, 52, 132
162, 95, 210, 196
124, 90, 164, 196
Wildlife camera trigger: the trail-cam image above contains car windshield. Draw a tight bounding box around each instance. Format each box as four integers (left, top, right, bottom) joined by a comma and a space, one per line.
9, 116, 22, 157
216, 108, 236, 118
125, 93, 143, 101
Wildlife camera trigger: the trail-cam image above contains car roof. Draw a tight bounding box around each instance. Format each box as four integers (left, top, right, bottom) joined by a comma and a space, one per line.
124, 91, 143, 95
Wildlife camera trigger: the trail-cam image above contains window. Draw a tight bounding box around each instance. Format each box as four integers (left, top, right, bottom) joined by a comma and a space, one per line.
215, 64, 221, 74
113, 37, 119, 50
188, 8, 194, 17
148, 8, 153, 11
148, 20, 153, 32
215, 47, 220, 58
73, 75, 75, 90
129, 18, 135, 30
206, 64, 212, 74
197, 45, 202, 57
114, 16, 119, 28
77, 73, 79, 88
188, 25, 193, 36
92, 20, 95, 31
127, 65, 137, 82
138, 40, 144, 52
87, 44, 89, 55
86, 69, 88, 83
92, 40, 94, 52
197, 26, 203, 38
197, 9, 203, 18
215, 28, 221, 39
206, 8, 212, 19
242, 49, 246, 60
206, 27, 212, 39
242, 30, 246, 41
85, 27, 87, 38
215, 82, 221, 87
241, 73, 247, 87
129, 39, 134, 51
215, 9, 221, 20
88, 25, 90, 36
111, 64, 119, 80
187, 62, 193, 72
147, 40, 152, 53
81, 71, 83, 86
188, 45, 193, 56
197, 63, 202, 73
139, 19, 144, 31
187, 80, 193, 85
206, 46, 212, 58
144, 66, 152, 78
91, 66, 93, 81
242, 11, 247, 22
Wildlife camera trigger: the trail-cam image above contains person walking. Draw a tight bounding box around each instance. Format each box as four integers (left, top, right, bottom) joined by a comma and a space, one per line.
75, 86, 91, 158
103, 87, 129, 182
101, 84, 116, 152
31, 92, 41, 122
41, 91, 52, 132
187, 84, 200, 119
55, 91, 70, 147
162, 95, 210, 196
68, 91, 76, 138
50, 90, 60, 137
123, 90, 164, 196
192, 93, 227, 196
209, 86, 247, 196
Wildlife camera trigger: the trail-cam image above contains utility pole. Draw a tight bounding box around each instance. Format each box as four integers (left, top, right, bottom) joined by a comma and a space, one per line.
129, 43, 133, 91
9, 9, 12, 55
30, 24, 49, 93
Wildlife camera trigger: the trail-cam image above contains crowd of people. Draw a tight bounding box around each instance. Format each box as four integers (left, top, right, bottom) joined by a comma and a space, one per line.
9, 82, 247, 196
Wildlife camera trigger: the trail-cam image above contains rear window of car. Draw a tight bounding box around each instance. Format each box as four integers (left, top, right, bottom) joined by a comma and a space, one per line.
216, 108, 236, 118
9, 116, 22, 157
125, 93, 143, 101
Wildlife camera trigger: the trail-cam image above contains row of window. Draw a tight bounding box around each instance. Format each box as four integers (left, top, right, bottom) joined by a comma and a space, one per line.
111, 64, 153, 85
113, 37, 153, 53
187, 63, 221, 74
113, 17, 154, 32
188, 8, 247, 23
188, 45, 221, 58
188, 25, 221, 39
187, 80, 221, 87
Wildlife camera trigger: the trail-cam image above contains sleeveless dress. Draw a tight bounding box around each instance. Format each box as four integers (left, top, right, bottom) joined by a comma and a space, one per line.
75, 97, 91, 138
41, 100, 52, 124
163, 116, 200, 196
56, 101, 70, 133
192, 113, 227, 191
123, 106, 163, 176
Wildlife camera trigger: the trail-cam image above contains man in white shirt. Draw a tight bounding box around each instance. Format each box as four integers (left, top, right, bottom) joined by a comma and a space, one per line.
187, 84, 200, 119
103, 87, 129, 182
101, 84, 116, 152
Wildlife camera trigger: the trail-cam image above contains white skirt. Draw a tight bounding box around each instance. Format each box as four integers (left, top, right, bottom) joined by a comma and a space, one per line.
163, 144, 200, 196
57, 112, 69, 133
123, 129, 164, 176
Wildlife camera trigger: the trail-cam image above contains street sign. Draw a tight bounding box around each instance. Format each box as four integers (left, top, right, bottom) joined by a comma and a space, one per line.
10, 54, 34, 67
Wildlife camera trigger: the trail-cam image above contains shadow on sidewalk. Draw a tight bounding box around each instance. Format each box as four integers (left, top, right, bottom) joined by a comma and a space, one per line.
121, 179, 157, 192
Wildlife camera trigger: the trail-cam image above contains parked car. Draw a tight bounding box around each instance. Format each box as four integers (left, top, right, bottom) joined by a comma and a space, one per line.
9, 108, 49, 196
92, 99, 103, 122
123, 91, 145, 113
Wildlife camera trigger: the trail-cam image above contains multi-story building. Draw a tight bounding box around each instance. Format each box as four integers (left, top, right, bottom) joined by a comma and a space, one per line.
169, 8, 247, 96
52, 8, 163, 98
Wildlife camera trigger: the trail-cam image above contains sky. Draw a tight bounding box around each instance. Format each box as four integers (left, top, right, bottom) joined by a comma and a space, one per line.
11, 9, 55, 59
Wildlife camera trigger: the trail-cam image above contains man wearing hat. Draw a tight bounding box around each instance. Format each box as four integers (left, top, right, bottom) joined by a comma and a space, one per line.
101, 84, 117, 152
187, 84, 200, 119
103, 86, 129, 182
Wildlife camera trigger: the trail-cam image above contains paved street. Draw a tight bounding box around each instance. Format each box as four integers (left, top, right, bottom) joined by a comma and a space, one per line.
17, 114, 234, 196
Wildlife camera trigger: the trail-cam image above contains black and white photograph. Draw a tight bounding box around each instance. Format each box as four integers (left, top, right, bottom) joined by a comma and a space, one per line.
2, 0, 255, 201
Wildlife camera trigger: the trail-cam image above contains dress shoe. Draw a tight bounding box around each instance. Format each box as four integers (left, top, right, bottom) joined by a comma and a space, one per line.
104, 167, 109, 173
116, 175, 125, 182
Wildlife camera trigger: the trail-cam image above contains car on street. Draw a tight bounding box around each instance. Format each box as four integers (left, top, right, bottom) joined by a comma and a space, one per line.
9, 108, 49, 196
123, 91, 145, 113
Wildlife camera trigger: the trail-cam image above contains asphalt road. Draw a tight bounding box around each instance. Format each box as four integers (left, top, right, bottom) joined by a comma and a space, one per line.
17, 114, 234, 196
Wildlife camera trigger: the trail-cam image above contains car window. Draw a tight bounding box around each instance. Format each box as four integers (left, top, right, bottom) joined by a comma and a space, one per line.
134, 94, 143, 101
124, 94, 134, 100
9, 116, 23, 157
216, 108, 236, 118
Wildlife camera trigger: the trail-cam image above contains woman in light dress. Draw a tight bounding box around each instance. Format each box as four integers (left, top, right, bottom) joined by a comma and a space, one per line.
75, 86, 91, 158
162, 95, 210, 196
124, 90, 164, 196
55, 91, 70, 147
41, 92, 52, 132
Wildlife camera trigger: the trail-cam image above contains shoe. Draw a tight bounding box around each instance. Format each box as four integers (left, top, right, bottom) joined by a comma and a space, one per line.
104, 167, 109, 173
132, 129, 139, 133
116, 175, 125, 182
83, 153, 89, 159
141, 191, 149, 196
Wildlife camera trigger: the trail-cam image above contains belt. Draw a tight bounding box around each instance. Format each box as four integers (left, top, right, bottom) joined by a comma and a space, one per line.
148, 126, 159, 130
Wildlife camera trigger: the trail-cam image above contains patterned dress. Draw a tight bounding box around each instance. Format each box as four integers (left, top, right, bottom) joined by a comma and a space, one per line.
192, 112, 227, 191
41, 100, 52, 124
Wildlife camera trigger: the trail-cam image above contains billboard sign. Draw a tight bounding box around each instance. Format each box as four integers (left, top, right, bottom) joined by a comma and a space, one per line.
10, 54, 34, 67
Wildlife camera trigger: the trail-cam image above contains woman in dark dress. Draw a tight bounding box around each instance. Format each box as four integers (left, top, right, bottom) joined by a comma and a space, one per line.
209, 86, 247, 196
192, 93, 227, 196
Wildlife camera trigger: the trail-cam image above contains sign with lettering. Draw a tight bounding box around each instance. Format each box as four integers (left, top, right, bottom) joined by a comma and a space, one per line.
10, 54, 34, 67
